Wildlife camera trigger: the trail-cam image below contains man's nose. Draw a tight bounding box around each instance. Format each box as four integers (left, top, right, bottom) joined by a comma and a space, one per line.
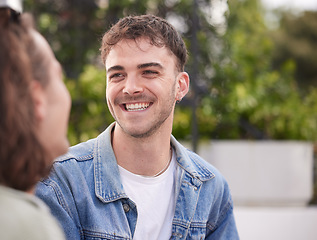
123, 76, 143, 95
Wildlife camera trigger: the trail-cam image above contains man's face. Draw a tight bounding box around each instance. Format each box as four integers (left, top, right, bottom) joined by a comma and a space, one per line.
105, 38, 186, 138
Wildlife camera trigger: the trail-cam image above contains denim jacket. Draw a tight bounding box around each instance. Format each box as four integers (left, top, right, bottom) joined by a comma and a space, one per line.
36, 123, 239, 240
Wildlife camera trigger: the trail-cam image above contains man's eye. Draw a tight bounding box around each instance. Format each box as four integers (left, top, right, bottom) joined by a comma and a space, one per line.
143, 70, 159, 76
109, 73, 125, 81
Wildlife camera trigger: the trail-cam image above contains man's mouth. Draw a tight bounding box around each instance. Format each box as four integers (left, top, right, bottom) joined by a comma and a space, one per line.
125, 102, 150, 111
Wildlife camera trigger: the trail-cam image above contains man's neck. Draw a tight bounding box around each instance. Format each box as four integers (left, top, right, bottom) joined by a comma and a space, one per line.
111, 123, 172, 176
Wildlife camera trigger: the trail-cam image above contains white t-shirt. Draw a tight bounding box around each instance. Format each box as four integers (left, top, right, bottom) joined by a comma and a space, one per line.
119, 149, 176, 240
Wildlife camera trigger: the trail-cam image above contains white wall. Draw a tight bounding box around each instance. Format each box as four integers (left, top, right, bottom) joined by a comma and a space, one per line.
197, 140, 313, 206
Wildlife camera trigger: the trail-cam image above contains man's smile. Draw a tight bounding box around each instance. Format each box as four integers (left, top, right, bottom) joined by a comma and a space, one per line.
124, 102, 151, 111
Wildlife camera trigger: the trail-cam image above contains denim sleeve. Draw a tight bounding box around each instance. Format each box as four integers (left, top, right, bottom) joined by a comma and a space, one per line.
35, 180, 81, 240
205, 180, 240, 239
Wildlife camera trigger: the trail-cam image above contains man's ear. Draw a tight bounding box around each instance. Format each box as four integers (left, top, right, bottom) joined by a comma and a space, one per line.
176, 72, 190, 102
30, 81, 47, 121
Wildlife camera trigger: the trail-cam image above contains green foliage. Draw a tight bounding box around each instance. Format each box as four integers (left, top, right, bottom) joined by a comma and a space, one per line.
271, 11, 317, 90
199, 0, 317, 141
172, 107, 192, 140
24, 0, 317, 144
66, 65, 113, 145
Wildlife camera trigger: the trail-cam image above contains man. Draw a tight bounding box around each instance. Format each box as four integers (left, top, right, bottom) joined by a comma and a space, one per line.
36, 14, 239, 239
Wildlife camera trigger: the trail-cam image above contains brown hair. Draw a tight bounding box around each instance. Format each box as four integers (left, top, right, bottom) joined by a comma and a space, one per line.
100, 14, 188, 72
0, 8, 51, 191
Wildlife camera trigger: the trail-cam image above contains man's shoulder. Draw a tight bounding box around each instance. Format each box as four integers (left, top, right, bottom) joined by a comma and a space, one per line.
37, 137, 99, 199
55, 137, 97, 164
56, 125, 113, 165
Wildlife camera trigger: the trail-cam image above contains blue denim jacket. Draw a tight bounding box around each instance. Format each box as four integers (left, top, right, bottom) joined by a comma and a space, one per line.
36, 123, 239, 240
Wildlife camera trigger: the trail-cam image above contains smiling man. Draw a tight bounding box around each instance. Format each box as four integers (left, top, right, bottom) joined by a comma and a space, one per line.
36, 15, 239, 240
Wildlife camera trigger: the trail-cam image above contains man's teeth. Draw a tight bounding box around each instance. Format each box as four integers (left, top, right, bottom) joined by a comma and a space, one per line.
126, 103, 150, 111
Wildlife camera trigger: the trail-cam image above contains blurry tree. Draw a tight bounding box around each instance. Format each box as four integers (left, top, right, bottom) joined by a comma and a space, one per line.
270, 11, 317, 91
201, 0, 317, 141
23, 0, 317, 145
24, 0, 102, 78
24, 0, 111, 144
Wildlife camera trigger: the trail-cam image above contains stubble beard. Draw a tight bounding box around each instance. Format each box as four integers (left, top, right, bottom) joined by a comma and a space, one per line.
112, 83, 176, 139
117, 97, 175, 139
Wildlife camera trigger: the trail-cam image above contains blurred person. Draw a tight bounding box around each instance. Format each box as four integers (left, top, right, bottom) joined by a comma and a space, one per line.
0, 1, 71, 239
36, 14, 239, 239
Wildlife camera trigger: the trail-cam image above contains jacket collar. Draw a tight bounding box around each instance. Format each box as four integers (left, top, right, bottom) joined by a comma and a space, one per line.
94, 123, 126, 203
170, 135, 215, 182
94, 122, 215, 203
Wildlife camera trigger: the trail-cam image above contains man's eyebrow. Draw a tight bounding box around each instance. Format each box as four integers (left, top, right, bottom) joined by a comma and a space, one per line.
137, 62, 163, 69
107, 65, 124, 73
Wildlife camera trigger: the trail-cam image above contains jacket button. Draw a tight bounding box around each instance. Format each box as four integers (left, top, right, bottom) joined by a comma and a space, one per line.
123, 203, 130, 212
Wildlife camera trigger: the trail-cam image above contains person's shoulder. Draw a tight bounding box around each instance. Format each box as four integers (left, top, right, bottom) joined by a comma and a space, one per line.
0, 186, 65, 239
0, 185, 51, 216
55, 126, 113, 165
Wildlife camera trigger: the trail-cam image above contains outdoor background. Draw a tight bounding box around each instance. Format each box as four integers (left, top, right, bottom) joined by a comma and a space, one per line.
24, 0, 317, 203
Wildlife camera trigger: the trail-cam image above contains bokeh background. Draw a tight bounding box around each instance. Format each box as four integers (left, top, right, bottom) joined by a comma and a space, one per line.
23, 0, 317, 238
23, 0, 317, 145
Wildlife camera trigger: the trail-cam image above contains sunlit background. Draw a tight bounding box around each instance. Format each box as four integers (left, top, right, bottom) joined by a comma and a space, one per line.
24, 0, 317, 238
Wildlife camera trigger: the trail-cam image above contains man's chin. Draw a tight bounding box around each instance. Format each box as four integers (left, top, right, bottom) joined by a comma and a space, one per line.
123, 126, 155, 139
